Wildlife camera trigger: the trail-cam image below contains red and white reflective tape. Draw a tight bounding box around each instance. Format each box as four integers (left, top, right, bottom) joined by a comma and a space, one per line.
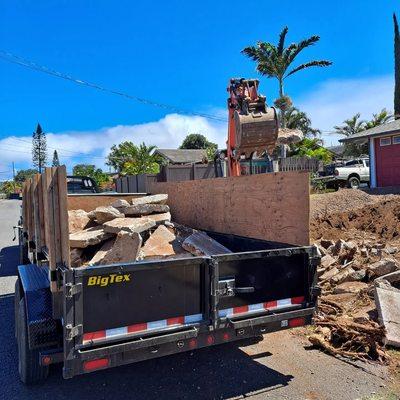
218, 296, 305, 318
83, 313, 202, 344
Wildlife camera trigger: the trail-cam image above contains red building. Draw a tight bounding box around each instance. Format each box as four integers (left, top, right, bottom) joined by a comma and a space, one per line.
340, 120, 400, 188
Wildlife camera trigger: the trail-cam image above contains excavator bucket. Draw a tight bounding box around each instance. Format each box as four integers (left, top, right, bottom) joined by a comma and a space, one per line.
234, 106, 279, 158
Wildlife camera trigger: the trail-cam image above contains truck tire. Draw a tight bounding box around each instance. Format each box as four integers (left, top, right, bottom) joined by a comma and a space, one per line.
17, 299, 49, 384
14, 279, 21, 339
347, 176, 360, 189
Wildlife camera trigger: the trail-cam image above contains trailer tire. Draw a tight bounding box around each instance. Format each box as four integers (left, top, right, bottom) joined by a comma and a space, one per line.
14, 279, 22, 339
17, 299, 49, 384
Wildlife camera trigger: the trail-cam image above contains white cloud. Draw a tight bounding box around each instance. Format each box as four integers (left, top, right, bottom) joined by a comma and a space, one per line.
0, 75, 393, 179
0, 113, 227, 179
297, 75, 393, 146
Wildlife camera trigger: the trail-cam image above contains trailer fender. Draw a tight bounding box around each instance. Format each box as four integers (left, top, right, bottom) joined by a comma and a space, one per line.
17, 264, 60, 350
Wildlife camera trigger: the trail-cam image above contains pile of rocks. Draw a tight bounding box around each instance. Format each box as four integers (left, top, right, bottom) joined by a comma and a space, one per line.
68, 194, 231, 267
310, 237, 400, 362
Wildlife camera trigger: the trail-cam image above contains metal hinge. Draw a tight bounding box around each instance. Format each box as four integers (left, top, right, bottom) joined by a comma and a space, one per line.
65, 324, 83, 341
65, 283, 82, 298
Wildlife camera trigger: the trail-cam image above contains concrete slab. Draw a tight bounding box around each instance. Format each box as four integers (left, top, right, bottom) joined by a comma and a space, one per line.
374, 276, 400, 347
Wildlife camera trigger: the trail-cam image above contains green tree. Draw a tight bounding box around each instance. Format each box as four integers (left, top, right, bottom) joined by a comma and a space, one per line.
14, 169, 38, 183
365, 108, 393, 129
179, 133, 217, 151
106, 142, 161, 175
72, 164, 110, 186
52, 150, 60, 167
285, 107, 320, 137
394, 13, 400, 119
290, 137, 332, 163
242, 26, 332, 127
334, 113, 367, 157
32, 123, 47, 173
0, 180, 21, 195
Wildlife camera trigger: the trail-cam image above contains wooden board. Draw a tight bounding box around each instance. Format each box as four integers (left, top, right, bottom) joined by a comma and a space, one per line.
149, 172, 310, 246
67, 193, 146, 211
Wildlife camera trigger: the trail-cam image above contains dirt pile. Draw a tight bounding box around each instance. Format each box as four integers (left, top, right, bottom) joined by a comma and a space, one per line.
309, 189, 400, 363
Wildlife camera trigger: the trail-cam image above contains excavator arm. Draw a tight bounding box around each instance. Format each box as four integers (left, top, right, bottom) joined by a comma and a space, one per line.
226, 78, 279, 177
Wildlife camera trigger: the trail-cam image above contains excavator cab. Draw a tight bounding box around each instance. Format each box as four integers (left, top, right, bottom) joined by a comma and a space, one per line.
227, 78, 279, 176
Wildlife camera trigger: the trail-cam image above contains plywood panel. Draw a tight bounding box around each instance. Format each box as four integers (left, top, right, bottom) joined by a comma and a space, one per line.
149, 172, 310, 246
67, 194, 145, 211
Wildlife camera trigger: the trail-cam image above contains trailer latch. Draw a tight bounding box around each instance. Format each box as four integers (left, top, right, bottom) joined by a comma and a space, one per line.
65, 324, 83, 341
217, 279, 255, 297
65, 283, 82, 298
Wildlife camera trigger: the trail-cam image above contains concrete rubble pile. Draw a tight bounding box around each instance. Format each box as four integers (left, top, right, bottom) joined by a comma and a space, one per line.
68, 194, 231, 268
310, 236, 400, 363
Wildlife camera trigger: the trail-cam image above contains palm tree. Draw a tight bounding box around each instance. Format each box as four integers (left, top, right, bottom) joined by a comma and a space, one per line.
285, 107, 320, 137
107, 141, 160, 175
365, 108, 393, 129
333, 113, 366, 137
242, 26, 332, 126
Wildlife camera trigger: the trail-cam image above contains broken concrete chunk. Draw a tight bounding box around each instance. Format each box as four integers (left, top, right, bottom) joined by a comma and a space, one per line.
70, 248, 84, 268
348, 268, 366, 281
147, 212, 171, 225
321, 254, 336, 269
142, 225, 187, 258
69, 226, 113, 248
333, 281, 369, 295
89, 232, 142, 266
123, 204, 170, 216
103, 217, 156, 234
182, 231, 232, 256
368, 258, 399, 278
320, 239, 334, 249
91, 206, 124, 224
374, 276, 400, 347
68, 209, 90, 233
320, 267, 339, 282
330, 266, 355, 285
110, 199, 130, 209
384, 246, 398, 255
131, 194, 168, 206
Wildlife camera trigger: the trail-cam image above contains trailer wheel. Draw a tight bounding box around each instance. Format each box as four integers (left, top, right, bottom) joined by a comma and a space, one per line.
14, 279, 22, 339
17, 299, 49, 384
347, 176, 360, 189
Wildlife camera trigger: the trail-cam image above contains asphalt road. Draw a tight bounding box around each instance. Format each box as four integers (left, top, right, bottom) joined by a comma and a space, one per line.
0, 199, 392, 400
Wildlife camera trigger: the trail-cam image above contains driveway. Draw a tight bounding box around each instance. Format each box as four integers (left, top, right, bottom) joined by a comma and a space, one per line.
0, 199, 391, 399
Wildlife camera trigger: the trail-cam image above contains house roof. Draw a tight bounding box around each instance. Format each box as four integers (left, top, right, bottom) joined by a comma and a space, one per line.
327, 145, 345, 156
339, 119, 400, 143
154, 149, 207, 164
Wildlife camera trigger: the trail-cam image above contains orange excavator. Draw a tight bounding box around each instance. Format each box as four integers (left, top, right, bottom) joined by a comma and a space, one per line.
226, 78, 279, 177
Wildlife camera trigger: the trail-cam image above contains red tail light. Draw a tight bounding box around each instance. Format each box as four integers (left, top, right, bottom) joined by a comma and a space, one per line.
206, 335, 215, 345
289, 317, 305, 328
83, 358, 109, 372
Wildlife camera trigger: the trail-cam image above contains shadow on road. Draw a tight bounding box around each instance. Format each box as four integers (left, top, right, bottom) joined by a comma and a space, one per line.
1, 242, 294, 400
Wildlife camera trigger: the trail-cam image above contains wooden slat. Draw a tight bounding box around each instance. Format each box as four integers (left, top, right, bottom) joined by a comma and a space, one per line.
149, 171, 310, 246
26, 179, 34, 241
32, 174, 41, 247
56, 166, 70, 268
22, 182, 28, 232
43, 168, 56, 270
37, 173, 46, 250
51, 167, 62, 267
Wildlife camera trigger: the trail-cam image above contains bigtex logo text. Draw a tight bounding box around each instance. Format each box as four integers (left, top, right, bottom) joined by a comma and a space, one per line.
87, 274, 131, 287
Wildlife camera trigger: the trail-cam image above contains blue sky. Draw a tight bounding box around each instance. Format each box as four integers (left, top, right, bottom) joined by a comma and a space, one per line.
0, 0, 397, 177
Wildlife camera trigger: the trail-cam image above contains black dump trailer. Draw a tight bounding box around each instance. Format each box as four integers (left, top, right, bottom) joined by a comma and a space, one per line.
16, 167, 320, 384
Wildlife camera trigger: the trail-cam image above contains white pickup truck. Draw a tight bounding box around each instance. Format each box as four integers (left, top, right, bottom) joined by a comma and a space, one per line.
332, 158, 370, 189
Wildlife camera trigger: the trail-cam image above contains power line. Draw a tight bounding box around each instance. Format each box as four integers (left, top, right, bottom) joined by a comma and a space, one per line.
0, 50, 227, 123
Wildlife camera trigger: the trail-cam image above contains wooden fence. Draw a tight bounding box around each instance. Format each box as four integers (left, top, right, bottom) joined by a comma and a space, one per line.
114, 157, 321, 193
